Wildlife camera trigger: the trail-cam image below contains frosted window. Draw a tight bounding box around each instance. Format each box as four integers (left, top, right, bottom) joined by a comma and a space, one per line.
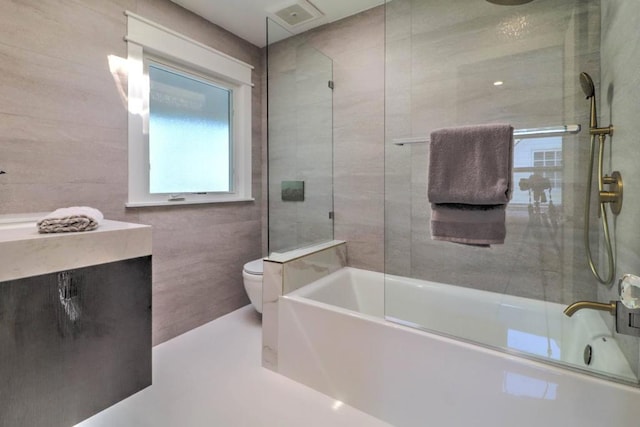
126, 12, 253, 207
148, 63, 232, 194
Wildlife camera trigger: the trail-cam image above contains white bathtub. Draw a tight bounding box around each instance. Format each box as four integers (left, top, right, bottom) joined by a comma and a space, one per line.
278, 267, 640, 427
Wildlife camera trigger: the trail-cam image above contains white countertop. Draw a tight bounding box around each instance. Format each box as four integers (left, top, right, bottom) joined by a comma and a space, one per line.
0, 217, 152, 282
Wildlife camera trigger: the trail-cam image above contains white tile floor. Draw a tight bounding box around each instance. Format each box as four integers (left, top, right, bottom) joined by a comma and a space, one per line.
76, 306, 390, 427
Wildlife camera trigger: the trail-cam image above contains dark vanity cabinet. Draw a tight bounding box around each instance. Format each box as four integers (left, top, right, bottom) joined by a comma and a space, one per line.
0, 256, 152, 427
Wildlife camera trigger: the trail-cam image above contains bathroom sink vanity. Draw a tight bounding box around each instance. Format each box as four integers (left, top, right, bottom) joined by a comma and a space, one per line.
0, 215, 152, 426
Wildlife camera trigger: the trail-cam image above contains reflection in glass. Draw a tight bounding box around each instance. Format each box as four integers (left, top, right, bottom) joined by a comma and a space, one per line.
507, 329, 560, 360
502, 372, 558, 400
512, 136, 563, 207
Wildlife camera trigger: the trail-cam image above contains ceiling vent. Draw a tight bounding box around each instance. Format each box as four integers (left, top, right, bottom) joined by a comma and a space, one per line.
269, 1, 324, 29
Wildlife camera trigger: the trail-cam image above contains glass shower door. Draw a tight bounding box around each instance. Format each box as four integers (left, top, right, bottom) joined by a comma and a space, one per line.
267, 18, 334, 254
383, 0, 639, 385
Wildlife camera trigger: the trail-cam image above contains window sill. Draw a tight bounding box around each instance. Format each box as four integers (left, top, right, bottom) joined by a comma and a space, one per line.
125, 197, 255, 208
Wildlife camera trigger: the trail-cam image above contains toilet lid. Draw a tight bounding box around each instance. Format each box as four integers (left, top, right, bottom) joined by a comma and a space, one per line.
243, 258, 263, 275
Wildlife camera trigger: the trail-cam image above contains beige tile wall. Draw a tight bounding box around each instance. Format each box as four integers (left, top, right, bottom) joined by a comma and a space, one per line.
268, 0, 602, 297
0, 0, 263, 345
385, 0, 600, 304
267, 35, 334, 253
268, 7, 386, 271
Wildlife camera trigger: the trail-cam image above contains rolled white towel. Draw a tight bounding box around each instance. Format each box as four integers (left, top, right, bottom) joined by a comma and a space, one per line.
37, 206, 104, 234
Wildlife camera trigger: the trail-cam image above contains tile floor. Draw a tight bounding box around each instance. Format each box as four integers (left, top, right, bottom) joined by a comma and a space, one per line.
76, 306, 390, 427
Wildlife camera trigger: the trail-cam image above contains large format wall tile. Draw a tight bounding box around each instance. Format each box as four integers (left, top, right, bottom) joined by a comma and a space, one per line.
267, 31, 335, 253
0, 0, 264, 345
384, 0, 601, 306
267, 6, 385, 270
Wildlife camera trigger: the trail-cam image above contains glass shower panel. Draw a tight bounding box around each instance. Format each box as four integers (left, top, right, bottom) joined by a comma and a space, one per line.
267, 18, 334, 255
384, 0, 639, 385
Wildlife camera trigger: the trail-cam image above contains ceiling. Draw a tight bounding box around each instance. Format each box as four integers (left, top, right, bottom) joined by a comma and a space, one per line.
170, 0, 385, 47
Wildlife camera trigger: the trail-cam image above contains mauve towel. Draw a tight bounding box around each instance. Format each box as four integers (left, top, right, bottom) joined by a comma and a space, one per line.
428, 124, 514, 246
428, 124, 514, 204
430, 204, 506, 246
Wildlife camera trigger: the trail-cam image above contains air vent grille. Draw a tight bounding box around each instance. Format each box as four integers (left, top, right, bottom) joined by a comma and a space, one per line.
275, 4, 314, 26
270, 1, 324, 28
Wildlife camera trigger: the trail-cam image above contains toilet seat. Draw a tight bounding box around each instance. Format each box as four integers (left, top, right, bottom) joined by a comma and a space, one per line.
243, 258, 263, 275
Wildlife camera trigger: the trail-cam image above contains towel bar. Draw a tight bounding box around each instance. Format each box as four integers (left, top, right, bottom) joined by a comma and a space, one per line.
392, 124, 581, 146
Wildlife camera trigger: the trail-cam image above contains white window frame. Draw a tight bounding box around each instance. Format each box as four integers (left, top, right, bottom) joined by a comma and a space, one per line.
125, 11, 253, 207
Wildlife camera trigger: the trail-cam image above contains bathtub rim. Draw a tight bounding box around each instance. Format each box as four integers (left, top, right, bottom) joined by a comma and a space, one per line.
282, 268, 640, 388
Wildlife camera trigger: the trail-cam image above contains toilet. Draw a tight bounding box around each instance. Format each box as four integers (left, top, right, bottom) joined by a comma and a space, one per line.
242, 258, 263, 313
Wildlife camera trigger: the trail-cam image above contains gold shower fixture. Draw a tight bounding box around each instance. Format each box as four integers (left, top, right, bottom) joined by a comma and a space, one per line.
580, 72, 621, 285
579, 72, 623, 214
601, 171, 623, 215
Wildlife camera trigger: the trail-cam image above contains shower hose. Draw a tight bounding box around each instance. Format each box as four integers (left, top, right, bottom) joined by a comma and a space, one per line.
583, 133, 615, 285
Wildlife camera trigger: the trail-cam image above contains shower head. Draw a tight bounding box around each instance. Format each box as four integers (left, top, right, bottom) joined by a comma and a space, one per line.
580, 72, 597, 129
580, 72, 596, 99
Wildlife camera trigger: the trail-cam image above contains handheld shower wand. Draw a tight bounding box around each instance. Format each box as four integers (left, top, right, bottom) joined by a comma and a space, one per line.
580, 73, 615, 137
580, 72, 621, 285
580, 72, 598, 129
